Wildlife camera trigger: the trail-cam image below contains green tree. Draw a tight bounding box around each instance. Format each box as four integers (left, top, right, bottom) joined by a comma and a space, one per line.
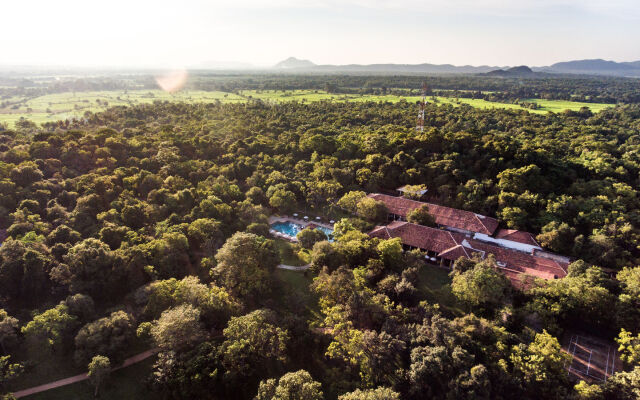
64, 238, 119, 299
616, 329, 640, 368
376, 238, 403, 269
451, 257, 510, 310
63, 294, 96, 323
140, 276, 240, 325
74, 311, 135, 365
0, 355, 23, 394
337, 191, 367, 214
255, 369, 323, 400
296, 228, 327, 249
618, 266, 640, 297
509, 330, 570, 398
87, 355, 111, 398
407, 204, 436, 226
21, 304, 78, 354
310, 241, 343, 273
213, 232, 279, 299
150, 304, 206, 353
269, 189, 297, 214
0, 310, 18, 353
536, 222, 576, 254
338, 387, 400, 400
356, 198, 388, 223
222, 309, 289, 380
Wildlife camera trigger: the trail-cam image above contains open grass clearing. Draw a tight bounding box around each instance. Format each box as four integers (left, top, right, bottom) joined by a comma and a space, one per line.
8, 338, 151, 393
274, 268, 317, 313
22, 357, 156, 400
417, 264, 464, 315
273, 238, 310, 266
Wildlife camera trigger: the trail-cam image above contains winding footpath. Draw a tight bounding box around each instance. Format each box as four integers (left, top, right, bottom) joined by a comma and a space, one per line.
12, 349, 159, 399
277, 263, 310, 271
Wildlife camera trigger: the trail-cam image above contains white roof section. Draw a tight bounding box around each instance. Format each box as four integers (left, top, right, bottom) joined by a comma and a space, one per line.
473, 233, 542, 254
397, 185, 428, 195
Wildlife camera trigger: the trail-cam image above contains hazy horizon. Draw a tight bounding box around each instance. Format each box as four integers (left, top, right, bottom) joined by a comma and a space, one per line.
2, 0, 640, 69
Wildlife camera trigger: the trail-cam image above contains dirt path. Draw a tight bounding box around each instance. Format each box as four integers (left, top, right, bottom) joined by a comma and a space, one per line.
277, 264, 310, 271
12, 349, 159, 399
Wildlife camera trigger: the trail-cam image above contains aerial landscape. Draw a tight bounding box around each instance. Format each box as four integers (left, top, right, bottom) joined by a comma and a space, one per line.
1, 1, 640, 399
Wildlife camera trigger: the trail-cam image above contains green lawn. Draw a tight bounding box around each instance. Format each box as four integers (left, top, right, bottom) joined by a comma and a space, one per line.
7, 352, 85, 393
417, 264, 463, 315
527, 98, 613, 113
8, 338, 151, 394
274, 268, 316, 313
273, 238, 310, 266
0, 89, 615, 127
23, 357, 156, 400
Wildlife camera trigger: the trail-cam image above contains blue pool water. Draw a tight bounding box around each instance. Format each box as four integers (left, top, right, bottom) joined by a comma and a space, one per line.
271, 221, 334, 241
271, 221, 304, 237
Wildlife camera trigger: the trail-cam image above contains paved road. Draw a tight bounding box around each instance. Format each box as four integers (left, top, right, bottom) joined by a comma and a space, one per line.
12, 349, 159, 399
277, 264, 310, 271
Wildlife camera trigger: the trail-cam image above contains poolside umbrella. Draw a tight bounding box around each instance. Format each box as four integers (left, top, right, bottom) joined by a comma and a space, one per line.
329, 220, 335, 224
316, 217, 321, 220
304, 216, 309, 220
293, 213, 298, 217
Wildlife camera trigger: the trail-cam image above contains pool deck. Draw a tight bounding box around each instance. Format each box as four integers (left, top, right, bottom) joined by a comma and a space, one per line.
268, 215, 334, 242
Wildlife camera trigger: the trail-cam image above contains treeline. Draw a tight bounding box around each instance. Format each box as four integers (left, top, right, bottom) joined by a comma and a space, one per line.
0, 100, 638, 398
189, 74, 640, 103
2, 72, 640, 104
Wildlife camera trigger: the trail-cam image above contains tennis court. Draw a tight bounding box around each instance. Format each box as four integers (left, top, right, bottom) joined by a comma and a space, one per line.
565, 334, 619, 382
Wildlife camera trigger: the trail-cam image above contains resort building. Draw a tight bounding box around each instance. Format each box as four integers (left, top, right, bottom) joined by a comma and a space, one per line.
367, 193, 571, 286
367, 193, 499, 236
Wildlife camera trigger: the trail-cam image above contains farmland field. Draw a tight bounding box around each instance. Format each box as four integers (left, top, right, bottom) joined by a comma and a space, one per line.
0, 89, 615, 127
0, 90, 245, 126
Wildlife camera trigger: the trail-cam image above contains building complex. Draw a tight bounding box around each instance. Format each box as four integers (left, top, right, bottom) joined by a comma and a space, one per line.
367, 193, 570, 287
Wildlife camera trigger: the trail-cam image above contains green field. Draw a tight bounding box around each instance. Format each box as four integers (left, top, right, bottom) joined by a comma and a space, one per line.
23, 357, 156, 400
0, 90, 245, 126
273, 238, 310, 266
0, 89, 615, 127
417, 264, 464, 316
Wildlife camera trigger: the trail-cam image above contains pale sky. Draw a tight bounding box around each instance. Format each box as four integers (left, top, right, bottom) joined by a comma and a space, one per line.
2, 0, 639, 68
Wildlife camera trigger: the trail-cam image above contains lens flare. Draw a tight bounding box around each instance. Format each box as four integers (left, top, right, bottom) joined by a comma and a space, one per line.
155, 69, 188, 93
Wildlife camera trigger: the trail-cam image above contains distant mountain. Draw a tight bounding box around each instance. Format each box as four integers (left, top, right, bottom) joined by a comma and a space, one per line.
271, 58, 502, 74
205, 56, 640, 78
534, 59, 640, 77
274, 57, 316, 69
486, 65, 534, 77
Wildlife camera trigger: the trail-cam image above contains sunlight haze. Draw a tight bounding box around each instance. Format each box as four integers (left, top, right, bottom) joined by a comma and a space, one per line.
2, 0, 640, 67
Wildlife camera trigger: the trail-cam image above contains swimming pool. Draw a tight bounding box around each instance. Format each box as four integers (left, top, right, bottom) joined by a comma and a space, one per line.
270, 221, 334, 241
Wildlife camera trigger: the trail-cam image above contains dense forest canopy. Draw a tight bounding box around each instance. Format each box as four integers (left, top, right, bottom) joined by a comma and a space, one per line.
0, 95, 639, 399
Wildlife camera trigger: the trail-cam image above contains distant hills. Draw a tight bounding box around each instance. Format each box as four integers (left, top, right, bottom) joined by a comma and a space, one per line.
535, 59, 640, 77
486, 66, 534, 77
274, 57, 316, 69
273, 57, 502, 74
270, 57, 640, 77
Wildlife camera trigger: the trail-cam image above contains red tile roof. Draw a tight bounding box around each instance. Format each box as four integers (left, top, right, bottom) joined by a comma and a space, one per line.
464, 237, 568, 280
495, 229, 540, 247
369, 221, 466, 253
367, 193, 499, 235
368, 221, 568, 283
